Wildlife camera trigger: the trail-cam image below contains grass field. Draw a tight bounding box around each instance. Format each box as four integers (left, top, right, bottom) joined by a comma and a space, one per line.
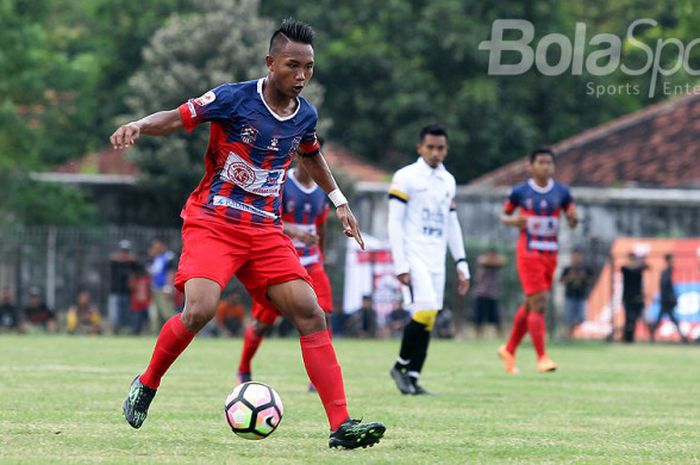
2, 335, 700, 465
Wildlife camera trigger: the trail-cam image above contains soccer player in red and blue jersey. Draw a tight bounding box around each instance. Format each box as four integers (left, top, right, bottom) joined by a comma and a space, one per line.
236, 162, 334, 389
498, 147, 578, 374
110, 19, 385, 449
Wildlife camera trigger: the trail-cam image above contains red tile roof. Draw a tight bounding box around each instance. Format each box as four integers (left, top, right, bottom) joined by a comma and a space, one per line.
50, 143, 389, 183
53, 147, 140, 176
471, 93, 700, 189
322, 143, 391, 183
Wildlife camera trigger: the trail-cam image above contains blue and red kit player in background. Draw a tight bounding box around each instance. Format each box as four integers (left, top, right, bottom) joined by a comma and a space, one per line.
110, 19, 384, 449
498, 147, 578, 374
237, 163, 334, 387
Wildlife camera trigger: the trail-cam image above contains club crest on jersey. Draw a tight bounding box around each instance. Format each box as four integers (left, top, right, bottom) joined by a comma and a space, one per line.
262, 171, 282, 188
194, 91, 216, 106
240, 125, 259, 145
226, 162, 255, 188
540, 199, 548, 210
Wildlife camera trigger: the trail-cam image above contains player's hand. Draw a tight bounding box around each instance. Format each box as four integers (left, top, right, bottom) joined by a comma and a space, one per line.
336, 204, 364, 250
396, 273, 411, 286
110, 122, 141, 150
457, 270, 470, 296
298, 232, 319, 246
512, 214, 527, 229
567, 212, 579, 228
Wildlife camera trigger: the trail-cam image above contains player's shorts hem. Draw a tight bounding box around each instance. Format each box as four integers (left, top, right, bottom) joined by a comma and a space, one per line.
174, 273, 226, 293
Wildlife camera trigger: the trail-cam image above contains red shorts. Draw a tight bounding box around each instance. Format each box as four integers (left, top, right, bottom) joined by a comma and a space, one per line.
251, 261, 333, 324
174, 217, 312, 305
516, 251, 557, 295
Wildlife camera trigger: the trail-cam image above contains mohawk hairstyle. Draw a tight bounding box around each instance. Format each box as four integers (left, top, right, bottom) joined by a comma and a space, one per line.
269, 18, 315, 53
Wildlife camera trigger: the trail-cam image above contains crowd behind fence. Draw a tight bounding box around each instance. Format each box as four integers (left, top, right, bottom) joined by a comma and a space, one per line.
0, 225, 620, 338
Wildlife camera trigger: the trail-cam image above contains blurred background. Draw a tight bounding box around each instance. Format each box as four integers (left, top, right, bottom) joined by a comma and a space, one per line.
1, 0, 700, 341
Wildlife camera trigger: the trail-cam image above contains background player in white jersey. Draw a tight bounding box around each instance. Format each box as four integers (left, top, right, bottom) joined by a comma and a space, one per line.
387, 124, 470, 395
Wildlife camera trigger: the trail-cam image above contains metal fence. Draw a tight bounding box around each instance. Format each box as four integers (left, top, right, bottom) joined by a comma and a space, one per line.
0, 224, 611, 336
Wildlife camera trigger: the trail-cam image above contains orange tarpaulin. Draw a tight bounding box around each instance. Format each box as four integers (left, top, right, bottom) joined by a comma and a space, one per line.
578, 238, 700, 341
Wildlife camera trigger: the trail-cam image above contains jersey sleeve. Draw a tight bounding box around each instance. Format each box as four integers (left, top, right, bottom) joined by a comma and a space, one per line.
561, 185, 575, 210
298, 106, 320, 156
388, 170, 410, 203
503, 188, 520, 214
178, 83, 237, 132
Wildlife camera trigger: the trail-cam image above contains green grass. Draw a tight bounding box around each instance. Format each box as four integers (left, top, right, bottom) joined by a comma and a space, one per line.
1, 335, 700, 465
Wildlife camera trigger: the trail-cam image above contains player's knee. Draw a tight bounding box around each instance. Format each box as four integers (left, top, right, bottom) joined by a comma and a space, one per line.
290, 304, 326, 335
181, 294, 218, 331
252, 320, 273, 336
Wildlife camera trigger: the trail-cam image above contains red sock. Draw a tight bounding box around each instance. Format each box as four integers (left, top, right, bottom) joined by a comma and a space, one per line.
506, 305, 529, 354
140, 315, 195, 389
527, 311, 546, 358
299, 329, 349, 431
238, 324, 264, 374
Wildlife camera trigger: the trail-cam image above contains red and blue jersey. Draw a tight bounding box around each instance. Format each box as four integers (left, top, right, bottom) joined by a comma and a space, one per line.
178, 78, 320, 226
504, 179, 574, 255
282, 169, 330, 267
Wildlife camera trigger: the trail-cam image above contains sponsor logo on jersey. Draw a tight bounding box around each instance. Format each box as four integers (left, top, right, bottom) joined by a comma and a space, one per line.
262, 171, 282, 188
266, 137, 279, 152
186, 101, 197, 118
226, 162, 255, 188
287, 136, 302, 156
211, 195, 278, 219
221, 151, 285, 197
194, 91, 216, 106
240, 125, 259, 145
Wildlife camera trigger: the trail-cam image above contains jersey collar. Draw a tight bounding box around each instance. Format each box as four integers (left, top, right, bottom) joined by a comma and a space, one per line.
416, 156, 446, 174
288, 168, 319, 194
257, 78, 301, 122
527, 178, 554, 193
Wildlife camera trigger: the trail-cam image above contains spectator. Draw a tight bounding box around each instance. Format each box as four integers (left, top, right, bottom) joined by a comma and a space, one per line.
216, 292, 246, 337
108, 239, 138, 334
129, 263, 151, 335
560, 249, 594, 340
621, 253, 648, 343
350, 295, 378, 338
650, 254, 687, 343
66, 290, 102, 335
472, 248, 506, 338
23, 287, 57, 332
0, 288, 21, 333
435, 308, 454, 339
385, 302, 411, 337
148, 238, 175, 333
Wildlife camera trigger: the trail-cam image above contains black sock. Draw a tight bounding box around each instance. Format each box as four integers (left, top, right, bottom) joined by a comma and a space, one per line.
407, 324, 431, 377
395, 320, 425, 371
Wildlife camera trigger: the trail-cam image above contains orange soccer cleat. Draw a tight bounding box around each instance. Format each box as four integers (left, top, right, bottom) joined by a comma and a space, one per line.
537, 355, 557, 373
497, 345, 520, 374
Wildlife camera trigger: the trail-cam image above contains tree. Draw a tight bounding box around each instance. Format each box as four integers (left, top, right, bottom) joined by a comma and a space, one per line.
124, 0, 325, 225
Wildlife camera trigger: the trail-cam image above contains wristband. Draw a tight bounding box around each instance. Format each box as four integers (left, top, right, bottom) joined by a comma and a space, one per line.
455, 259, 470, 279
328, 188, 348, 208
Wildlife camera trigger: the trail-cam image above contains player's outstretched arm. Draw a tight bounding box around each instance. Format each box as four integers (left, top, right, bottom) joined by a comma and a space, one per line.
110, 109, 183, 150
297, 152, 364, 249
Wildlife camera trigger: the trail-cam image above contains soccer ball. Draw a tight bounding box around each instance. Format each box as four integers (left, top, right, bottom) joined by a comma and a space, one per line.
224, 382, 284, 440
